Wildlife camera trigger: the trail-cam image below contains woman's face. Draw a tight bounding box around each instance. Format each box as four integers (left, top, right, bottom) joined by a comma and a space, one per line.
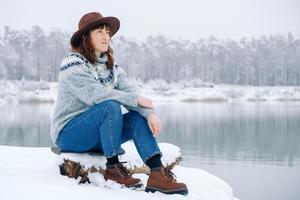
90, 25, 111, 55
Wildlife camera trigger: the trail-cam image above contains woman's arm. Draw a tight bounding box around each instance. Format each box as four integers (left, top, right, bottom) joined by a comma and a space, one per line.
115, 65, 156, 119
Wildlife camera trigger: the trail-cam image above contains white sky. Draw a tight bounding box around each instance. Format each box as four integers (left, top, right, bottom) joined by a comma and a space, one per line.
0, 0, 299, 41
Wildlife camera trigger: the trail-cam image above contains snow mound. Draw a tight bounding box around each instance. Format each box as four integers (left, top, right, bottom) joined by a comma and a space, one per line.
55, 142, 182, 176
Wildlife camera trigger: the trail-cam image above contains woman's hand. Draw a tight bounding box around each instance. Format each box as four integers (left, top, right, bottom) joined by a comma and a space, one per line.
147, 113, 162, 136
137, 96, 154, 109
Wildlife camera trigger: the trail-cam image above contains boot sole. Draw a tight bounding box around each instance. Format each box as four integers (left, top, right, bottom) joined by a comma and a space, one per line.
104, 177, 144, 189
145, 186, 188, 195
126, 182, 144, 189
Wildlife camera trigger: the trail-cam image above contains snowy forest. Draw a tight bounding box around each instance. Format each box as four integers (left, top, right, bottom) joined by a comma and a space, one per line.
0, 25, 299, 86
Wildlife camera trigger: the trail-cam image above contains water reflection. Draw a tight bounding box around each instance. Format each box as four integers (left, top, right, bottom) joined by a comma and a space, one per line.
0, 103, 53, 147
0, 102, 300, 167
156, 102, 300, 167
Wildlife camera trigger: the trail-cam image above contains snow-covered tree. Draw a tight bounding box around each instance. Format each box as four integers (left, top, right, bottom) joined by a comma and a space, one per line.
0, 26, 299, 86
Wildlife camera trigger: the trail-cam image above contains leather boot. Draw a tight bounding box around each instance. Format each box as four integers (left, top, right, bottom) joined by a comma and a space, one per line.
145, 166, 188, 195
104, 162, 143, 188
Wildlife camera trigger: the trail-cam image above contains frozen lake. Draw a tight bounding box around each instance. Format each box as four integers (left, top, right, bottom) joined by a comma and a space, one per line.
0, 102, 299, 200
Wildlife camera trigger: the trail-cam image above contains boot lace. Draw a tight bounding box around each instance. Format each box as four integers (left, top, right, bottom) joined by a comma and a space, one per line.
163, 166, 177, 182
115, 161, 131, 178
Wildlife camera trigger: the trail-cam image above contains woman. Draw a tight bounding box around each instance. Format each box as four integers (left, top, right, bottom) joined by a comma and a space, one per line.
50, 12, 188, 195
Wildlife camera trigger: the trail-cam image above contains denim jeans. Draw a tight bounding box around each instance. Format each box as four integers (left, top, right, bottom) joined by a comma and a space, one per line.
56, 100, 162, 163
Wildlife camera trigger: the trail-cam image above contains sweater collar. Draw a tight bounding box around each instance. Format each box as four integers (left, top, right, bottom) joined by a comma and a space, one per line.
96, 53, 108, 64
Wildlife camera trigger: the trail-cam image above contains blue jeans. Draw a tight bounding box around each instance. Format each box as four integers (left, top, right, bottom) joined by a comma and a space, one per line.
56, 100, 162, 163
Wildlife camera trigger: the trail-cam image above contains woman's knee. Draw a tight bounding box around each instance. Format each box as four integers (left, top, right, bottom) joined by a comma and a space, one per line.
100, 100, 122, 117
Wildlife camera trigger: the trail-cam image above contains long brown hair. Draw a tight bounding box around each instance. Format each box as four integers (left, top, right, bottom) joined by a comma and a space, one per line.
71, 24, 115, 69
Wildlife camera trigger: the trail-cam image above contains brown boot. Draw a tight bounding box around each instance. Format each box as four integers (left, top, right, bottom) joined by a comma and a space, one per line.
145, 166, 188, 195
104, 162, 143, 188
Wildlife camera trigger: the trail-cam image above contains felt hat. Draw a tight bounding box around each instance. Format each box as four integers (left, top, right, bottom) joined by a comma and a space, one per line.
70, 12, 120, 47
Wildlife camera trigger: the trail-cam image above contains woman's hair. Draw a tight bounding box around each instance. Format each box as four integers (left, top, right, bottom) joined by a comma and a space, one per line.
71, 24, 114, 69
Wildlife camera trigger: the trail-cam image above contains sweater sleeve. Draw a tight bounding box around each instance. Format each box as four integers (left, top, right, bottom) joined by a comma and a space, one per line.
60, 63, 139, 107
115, 65, 155, 119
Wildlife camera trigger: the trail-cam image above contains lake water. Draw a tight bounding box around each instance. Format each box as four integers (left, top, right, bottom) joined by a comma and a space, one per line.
0, 102, 299, 200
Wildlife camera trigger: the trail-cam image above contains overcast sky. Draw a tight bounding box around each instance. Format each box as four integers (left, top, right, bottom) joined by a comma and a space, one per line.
1, 0, 299, 41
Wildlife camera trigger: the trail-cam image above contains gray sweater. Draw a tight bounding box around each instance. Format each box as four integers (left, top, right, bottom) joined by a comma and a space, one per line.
50, 52, 154, 144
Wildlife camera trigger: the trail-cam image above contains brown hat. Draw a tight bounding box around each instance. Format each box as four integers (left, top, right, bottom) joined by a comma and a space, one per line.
70, 12, 120, 47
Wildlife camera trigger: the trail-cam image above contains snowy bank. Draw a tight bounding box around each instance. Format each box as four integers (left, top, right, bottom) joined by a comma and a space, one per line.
0, 142, 238, 200
1, 79, 299, 105
0, 80, 57, 104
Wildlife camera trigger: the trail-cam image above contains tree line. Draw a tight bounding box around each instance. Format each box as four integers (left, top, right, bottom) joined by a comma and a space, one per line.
0, 25, 299, 85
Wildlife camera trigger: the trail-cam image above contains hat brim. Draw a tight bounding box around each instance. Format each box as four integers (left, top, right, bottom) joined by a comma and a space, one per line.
70, 16, 120, 48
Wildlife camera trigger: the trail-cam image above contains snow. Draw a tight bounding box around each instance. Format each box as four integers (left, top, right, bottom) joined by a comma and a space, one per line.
0, 79, 299, 105
0, 142, 238, 200
0, 80, 57, 105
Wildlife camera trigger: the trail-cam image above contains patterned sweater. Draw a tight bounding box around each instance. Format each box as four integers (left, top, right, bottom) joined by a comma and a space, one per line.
50, 52, 154, 144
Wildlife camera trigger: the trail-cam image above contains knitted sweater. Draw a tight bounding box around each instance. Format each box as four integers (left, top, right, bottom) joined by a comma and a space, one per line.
50, 52, 154, 144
